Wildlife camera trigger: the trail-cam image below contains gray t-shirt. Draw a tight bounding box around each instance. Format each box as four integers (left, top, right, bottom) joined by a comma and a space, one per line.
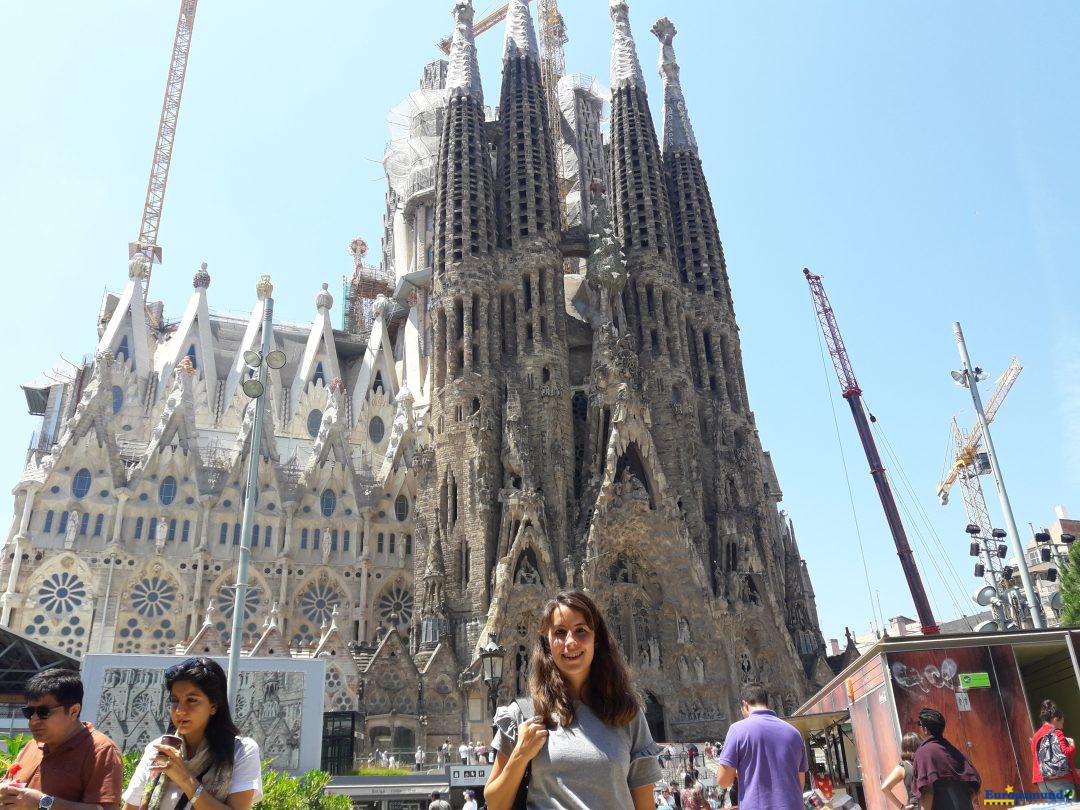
491, 699, 662, 809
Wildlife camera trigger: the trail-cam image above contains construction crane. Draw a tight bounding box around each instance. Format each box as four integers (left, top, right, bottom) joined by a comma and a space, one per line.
937, 360, 1022, 623
437, 2, 527, 54
131, 0, 199, 303
804, 268, 940, 635
439, 0, 569, 225
936, 358, 1022, 509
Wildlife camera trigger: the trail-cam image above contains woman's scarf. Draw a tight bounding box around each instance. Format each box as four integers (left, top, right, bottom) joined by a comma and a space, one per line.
139, 737, 234, 810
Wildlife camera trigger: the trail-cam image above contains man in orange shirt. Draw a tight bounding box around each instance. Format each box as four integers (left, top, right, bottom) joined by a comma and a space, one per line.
0, 668, 123, 810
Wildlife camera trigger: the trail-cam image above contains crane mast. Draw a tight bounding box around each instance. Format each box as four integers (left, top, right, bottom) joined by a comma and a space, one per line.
132, 0, 199, 302
803, 268, 940, 634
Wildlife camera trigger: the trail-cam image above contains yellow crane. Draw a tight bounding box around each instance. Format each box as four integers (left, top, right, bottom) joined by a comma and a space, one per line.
132, 0, 200, 305
937, 358, 1022, 612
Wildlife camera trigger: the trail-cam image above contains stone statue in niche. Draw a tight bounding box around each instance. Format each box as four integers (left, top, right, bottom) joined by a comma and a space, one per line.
515, 556, 540, 585
677, 616, 691, 644
677, 655, 691, 685
648, 636, 661, 669
638, 644, 650, 668
694, 656, 705, 684
738, 651, 754, 683
515, 646, 529, 695
65, 510, 80, 550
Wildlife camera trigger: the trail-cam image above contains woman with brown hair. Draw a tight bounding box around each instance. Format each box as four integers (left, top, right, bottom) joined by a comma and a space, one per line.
879, 732, 921, 810
484, 590, 662, 809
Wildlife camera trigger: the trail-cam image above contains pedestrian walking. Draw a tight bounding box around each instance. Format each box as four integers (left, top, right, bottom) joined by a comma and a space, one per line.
686, 743, 699, 771
459, 740, 470, 765
911, 708, 980, 809
427, 789, 451, 810
680, 774, 709, 810
716, 682, 806, 810
415, 745, 425, 772
2, 668, 124, 810
122, 657, 264, 810
484, 590, 662, 809
462, 788, 479, 810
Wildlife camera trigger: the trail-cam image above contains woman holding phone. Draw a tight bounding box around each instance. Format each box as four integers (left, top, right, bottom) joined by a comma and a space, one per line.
484, 590, 662, 809
122, 657, 263, 810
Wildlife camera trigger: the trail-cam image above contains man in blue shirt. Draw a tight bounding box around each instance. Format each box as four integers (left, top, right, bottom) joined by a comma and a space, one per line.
717, 682, 807, 810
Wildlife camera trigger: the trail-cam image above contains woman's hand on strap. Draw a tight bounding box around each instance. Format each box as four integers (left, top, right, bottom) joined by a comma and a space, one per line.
511, 717, 548, 764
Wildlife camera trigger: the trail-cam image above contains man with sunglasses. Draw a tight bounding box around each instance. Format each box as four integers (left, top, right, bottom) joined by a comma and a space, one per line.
1, 668, 123, 810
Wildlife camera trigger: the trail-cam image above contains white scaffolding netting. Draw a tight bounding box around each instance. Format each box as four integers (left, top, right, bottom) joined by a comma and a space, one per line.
384, 86, 448, 202
558, 74, 609, 228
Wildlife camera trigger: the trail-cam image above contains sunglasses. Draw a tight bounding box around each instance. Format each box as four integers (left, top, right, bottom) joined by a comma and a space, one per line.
21, 704, 67, 720
165, 657, 211, 680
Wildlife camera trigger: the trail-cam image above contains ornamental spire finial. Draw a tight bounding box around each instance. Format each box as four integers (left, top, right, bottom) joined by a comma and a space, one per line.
503, 0, 539, 61
609, 0, 645, 90
651, 17, 698, 153
446, 0, 484, 102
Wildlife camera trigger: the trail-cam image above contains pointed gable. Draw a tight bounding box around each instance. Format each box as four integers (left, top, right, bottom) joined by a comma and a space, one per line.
156, 264, 218, 396
183, 604, 228, 656
249, 604, 291, 658
291, 284, 342, 406
97, 256, 154, 376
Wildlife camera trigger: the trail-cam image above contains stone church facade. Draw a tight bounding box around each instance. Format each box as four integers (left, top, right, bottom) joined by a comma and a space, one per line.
2, 0, 829, 752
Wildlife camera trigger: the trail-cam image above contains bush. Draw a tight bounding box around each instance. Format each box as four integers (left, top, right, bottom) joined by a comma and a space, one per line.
256, 766, 351, 810
0, 734, 32, 772
121, 751, 349, 810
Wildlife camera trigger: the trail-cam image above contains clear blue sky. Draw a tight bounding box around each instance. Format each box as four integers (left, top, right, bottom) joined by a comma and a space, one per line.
2, 1, 1077, 643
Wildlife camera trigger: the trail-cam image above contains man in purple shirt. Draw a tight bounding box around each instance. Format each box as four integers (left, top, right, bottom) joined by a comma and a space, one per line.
717, 682, 807, 810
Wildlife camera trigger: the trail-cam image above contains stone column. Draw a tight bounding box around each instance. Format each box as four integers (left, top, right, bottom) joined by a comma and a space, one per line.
195, 496, 212, 550
17, 484, 41, 536
0, 534, 28, 625
358, 559, 372, 640
283, 509, 296, 555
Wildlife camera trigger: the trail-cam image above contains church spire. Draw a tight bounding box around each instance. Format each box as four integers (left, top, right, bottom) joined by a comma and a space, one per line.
651, 17, 697, 154
503, 0, 539, 61
434, 0, 497, 275
653, 16, 731, 302
609, 0, 645, 90
607, 0, 675, 261
446, 0, 483, 103
496, 0, 560, 247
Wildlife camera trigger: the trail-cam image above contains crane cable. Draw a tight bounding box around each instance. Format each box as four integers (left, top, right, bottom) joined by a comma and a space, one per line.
809, 299, 882, 634
864, 410, 972, 618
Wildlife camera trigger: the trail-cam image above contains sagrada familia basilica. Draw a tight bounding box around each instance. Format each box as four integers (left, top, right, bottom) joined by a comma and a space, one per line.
2, 0, 830, 750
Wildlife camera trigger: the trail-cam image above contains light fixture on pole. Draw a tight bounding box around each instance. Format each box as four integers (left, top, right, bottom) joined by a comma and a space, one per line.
477, 633, 505, 718
951, 322, 1044, 629
226, 276, 284, 708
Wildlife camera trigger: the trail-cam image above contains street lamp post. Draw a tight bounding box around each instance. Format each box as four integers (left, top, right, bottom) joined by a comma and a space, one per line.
951, 322, 1044, 629
226, 276, 287, 708
478, 633, 505, 720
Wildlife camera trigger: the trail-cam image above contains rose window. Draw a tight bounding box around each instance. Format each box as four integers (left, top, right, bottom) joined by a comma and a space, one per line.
130, 576, 177, 618
215, 585, 263, 644
300, 583, 341, 626
377, 586, 413, 627
38, 572, 87, 615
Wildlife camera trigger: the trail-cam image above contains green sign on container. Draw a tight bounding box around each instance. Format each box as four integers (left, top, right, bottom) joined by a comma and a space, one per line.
959, 672, 991, 688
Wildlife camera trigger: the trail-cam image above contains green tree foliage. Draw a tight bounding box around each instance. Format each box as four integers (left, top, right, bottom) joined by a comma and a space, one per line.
1059, 541, 1080, 626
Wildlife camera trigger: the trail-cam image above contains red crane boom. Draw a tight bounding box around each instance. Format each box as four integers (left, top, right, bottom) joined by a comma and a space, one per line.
804, 268, 940, 635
